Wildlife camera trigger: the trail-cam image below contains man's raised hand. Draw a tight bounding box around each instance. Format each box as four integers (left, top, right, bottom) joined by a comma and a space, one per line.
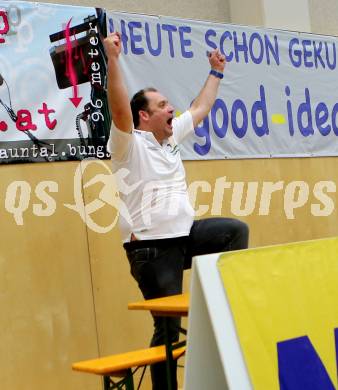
208, 49, 226, 73
104, 32, 122, 59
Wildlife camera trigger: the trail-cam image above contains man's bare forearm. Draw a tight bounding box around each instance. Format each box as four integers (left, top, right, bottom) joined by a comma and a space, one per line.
104, 33, 133, 133
107, 57, 133, 132
189, 50, 226, 127
190, 74, 221, 126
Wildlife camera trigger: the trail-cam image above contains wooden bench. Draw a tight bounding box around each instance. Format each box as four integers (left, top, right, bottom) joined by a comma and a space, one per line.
72, 344, 186, 390
128, 293, 190, 390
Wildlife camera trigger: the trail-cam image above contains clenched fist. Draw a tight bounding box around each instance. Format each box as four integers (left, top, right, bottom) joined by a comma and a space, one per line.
104, 32, 122, 59
208, 49, 226, 73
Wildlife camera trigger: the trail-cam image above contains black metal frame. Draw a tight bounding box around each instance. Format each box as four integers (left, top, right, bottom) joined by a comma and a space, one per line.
163, 317, 187, 390
101, 318, 186, 390
103, 369, 134, 390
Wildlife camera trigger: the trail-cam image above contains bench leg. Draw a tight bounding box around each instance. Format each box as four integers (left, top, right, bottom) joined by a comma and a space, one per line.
103, 369, 134, 390
103, 376, 111, 390
163, 317, 174, 390
124, 369, 135, 390
163, 317, 187, 390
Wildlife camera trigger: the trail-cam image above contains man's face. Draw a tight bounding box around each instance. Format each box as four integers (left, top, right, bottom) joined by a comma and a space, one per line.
143, 91, 174, 141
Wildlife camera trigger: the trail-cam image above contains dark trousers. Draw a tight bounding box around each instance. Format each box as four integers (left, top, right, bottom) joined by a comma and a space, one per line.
124, 218, 249, 390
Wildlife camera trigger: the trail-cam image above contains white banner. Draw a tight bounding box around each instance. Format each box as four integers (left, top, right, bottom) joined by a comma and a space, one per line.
107, 11, 338, 160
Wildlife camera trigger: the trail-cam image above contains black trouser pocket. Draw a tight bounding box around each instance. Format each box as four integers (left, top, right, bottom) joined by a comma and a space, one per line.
127, 247, 158, 295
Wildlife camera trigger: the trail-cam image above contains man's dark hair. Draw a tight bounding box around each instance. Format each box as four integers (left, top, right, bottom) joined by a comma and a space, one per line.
130, 87, 157, 128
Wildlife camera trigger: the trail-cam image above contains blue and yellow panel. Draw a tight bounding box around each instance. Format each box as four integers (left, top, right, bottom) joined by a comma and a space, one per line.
217, 237, 338, 390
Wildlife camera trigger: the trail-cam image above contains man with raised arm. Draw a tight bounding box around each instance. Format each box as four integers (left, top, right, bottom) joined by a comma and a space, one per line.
104, 32, 249, 390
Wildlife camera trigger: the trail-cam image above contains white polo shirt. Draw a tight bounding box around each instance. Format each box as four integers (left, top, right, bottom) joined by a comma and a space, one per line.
107, 111, 195, 243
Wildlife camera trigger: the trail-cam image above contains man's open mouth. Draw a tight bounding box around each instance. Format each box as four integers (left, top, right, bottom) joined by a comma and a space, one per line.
167, 117, 173, 126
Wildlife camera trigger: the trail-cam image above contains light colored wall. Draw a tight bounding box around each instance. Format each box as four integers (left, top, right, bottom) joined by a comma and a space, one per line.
2, 1, 338, 390
38, 0, 231, 23
2, 156, 338, 389
309, 0, 338, 36
1, 162, 100, 390
262, 0, 311, 31
229, 0, 338, 35
229, 0, 264, 27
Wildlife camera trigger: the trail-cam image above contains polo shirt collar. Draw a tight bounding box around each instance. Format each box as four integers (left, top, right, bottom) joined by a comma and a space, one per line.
133, 129, 169, 147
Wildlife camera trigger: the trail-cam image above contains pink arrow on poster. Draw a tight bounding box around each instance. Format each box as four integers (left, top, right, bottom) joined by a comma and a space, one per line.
65, 18, 82, 108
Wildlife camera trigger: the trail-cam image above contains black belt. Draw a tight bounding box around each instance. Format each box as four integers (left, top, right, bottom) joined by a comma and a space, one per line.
123, 236, 189, 251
